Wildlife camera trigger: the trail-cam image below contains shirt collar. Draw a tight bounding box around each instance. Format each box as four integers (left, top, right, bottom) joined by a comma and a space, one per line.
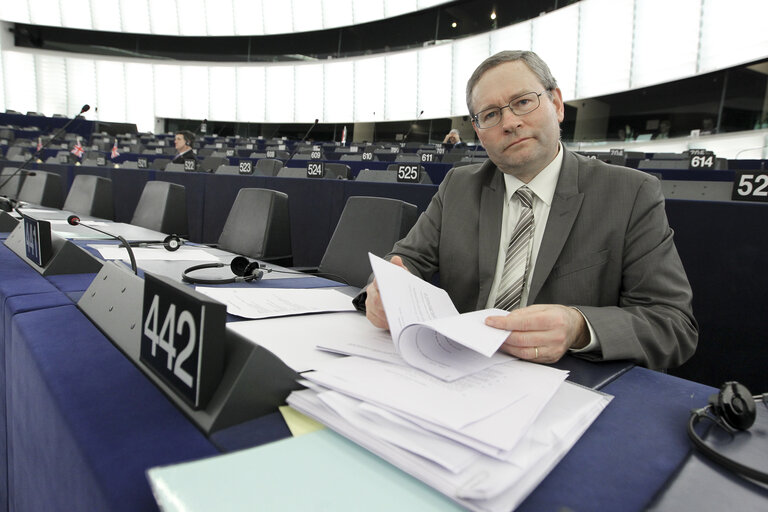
502, 142, 563, 206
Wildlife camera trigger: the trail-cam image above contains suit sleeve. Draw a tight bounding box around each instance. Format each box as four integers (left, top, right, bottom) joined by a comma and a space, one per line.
577, 176, 698, 369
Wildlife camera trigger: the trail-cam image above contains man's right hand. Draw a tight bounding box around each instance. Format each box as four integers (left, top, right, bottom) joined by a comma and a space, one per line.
365, 255, 408, 329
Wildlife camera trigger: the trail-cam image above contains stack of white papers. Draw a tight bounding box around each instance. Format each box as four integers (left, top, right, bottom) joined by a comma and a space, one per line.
287, 254, 613, 511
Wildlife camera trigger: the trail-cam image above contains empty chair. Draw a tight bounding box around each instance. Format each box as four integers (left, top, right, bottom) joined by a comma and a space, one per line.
130, 181, 188, 236
324, 163, 351, 180
217, 188, 292, 265
394, 153, 421, 163
199, 156, 228, 172
63, 174, 114, 220
0, 168, 24, 199
215, 164, 242, 175
5, 147, 31, 161
17, 171, 64, 208
276, 167, 308, 179
164, 162, 187, 172
339, 154, 363, 161
441, 150, 468, 164
118, 160, 140, 169
317, 196, 417, 288
356, 169, 398, 183
254, 158, 284, 177
151, 158, 171, 170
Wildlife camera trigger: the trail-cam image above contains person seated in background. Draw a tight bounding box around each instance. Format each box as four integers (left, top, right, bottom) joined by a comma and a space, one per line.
653, 120, 671, 139
362, 50, 697, 371
172, 130, 197, 163
442, 128, 466, 148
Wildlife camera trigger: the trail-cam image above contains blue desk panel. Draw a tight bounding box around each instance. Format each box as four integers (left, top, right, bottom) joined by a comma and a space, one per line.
7, 305, 219, 512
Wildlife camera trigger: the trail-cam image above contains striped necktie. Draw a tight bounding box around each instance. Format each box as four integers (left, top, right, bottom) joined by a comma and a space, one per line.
494, 186, 534, 311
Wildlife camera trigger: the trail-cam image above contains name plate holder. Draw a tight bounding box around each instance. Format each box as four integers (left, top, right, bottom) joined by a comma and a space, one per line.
77, 265, 302, 434
3, 216, 103, 276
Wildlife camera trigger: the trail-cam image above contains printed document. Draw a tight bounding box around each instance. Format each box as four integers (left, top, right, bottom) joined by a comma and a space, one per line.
368, 253, 512, 381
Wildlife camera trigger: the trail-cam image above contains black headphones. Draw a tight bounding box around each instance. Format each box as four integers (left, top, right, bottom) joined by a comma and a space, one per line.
687, 381, 767, 483
124, 234, 183, 251
182, 256, 264, 285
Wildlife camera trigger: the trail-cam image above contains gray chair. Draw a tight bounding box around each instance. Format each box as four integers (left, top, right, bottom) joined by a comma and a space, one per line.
130, 181, 189, 236
151, 158, 171, 170
254, 158, 284, 177
325, 163, 351, 180
275, 167, 307, 178
218, 188, 292, 265
164, 162, 186, 172
394, 153, 421, 163
63, 174, 114, 220
316, 196, 418, 288
0, 167, 24, 199
17, 171, 64, 208
200, 156, 228, 172
215, 165, 242, 175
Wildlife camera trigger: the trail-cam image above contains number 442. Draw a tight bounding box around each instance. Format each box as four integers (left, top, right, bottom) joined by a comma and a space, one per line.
143, 295, 196, 388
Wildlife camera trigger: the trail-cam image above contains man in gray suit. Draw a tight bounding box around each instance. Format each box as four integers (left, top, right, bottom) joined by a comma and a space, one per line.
364, 51, 697, 370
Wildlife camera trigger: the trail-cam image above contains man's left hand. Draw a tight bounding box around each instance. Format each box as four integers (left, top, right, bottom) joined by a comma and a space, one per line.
484, 305, 589, 363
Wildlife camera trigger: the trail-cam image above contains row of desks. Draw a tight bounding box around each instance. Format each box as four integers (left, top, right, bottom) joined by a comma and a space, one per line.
0, 217, 739, 511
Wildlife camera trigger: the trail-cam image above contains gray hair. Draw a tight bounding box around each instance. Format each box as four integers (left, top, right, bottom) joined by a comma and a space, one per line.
465, 50, 558, 115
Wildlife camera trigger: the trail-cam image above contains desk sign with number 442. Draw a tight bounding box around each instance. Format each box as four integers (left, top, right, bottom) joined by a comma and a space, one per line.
140, 273, 227, 409
732, 171, 768, 202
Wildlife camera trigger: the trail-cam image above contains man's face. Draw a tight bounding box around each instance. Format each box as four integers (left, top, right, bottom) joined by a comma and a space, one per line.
470, 61, 564, 182
174, 134, 187, 152
447, 133, 459, 144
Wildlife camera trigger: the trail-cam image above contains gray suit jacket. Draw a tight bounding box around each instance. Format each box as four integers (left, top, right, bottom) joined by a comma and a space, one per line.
389, 149, 697, 369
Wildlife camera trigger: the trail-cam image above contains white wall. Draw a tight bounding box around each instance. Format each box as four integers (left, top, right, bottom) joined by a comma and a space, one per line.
1, 0, 767, 132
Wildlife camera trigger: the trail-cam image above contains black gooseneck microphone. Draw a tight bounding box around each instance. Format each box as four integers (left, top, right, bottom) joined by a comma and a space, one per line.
0, 105, 90, 205
67, 214, 138, 275
286, 119, 319, 163
402, 110, 424, 145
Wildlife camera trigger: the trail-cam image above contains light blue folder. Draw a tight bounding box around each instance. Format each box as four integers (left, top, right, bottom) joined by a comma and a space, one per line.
147, 429, 464, 511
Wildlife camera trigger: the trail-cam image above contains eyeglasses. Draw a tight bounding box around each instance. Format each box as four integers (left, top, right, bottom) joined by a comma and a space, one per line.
472, 91, 546, 129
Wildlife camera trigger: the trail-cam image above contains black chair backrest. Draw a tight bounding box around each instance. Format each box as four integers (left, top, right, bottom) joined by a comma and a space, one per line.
18, 171, 64, 208
218, 188, 292, 265
63, 174, 114, 220
319, 196, 418, 288
130, 181, 188, 236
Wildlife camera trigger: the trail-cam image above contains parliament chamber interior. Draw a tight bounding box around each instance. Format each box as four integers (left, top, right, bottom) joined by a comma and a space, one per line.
0, 0, 767, 511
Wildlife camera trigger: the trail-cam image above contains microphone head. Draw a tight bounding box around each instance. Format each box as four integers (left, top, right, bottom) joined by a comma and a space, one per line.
314, 119, 319, 124
80, 104, 90, 113
67, 215, 81, 226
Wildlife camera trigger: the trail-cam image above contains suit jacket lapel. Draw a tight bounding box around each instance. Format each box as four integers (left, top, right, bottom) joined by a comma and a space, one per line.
477, 162, 505, 309
528, 149, 584, 303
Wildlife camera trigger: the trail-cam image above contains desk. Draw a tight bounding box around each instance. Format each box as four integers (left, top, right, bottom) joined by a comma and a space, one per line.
0, 239, 725, 511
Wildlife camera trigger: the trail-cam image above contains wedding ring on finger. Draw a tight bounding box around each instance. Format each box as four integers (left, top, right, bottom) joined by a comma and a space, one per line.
534, 346, 539, 359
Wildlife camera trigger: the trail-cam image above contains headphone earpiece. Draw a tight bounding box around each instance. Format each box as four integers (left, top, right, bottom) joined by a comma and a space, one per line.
709, 381, 756, 431
182, 257, 264, 285
163, 234, 182, 251
687, 380, 767, 484
230, 256, 263, 282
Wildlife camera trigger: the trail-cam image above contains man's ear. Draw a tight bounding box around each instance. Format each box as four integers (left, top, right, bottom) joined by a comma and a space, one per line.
551, 88, 565, 123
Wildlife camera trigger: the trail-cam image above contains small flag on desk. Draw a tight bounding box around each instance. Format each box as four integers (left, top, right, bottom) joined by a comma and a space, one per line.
36, 137, 42, 152
341, 125, 347, 145
111, 139, 120, 159
71, 138, 85, 159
